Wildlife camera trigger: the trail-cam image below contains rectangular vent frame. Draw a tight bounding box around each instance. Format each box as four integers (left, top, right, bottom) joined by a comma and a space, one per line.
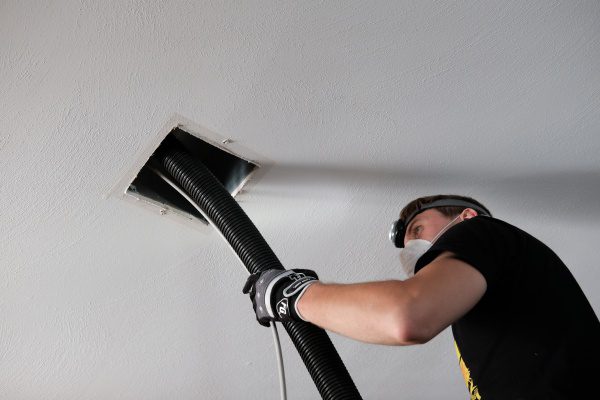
109, 115, 270, 229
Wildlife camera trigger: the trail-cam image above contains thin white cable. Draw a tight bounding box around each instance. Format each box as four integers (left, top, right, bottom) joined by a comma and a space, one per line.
148, 167, 246, 270
270, 321, 287, 400
149, 167, 288, 400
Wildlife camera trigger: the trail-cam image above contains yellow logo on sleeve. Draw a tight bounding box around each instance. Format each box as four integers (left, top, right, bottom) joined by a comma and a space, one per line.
455, 341, 482, 400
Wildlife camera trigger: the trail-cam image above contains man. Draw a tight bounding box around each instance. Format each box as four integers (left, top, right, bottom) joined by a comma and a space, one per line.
243, 194, 600, 399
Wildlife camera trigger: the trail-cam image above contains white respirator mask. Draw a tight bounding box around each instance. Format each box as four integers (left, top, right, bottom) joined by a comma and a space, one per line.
398, 215, 461, 277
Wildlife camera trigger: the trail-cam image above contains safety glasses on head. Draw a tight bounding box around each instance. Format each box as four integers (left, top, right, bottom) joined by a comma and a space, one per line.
389, 199, 491, 248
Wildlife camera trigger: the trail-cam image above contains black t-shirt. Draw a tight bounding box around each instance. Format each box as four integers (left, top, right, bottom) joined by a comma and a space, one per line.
414, 216, 600, 400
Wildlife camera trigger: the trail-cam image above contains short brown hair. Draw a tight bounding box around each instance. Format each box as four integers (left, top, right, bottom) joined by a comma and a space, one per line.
399, 194, 491, 222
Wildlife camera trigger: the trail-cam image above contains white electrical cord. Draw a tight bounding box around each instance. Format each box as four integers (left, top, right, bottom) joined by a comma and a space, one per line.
149, 167, 288, 400
270, 321, 287, 400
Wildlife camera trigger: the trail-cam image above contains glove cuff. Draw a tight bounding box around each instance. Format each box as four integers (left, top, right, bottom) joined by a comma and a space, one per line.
265, 270, 296, 319
271, 270, 319, 322
293, 280, 317, 321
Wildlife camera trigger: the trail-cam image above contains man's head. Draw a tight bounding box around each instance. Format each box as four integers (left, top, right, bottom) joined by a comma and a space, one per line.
389, 195, 492, 248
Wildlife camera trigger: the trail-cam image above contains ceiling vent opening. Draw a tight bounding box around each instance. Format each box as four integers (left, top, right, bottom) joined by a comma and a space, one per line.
127, 127, 258, 224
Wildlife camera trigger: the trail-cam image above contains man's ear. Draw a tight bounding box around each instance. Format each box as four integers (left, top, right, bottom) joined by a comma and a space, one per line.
461, 208, 479, 220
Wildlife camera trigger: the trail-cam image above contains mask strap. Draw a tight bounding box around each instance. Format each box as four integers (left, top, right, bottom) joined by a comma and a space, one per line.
431, 215, 461, 244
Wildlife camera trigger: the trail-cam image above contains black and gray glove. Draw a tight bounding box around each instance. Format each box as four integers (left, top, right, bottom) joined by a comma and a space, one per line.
242, 269, 319, 327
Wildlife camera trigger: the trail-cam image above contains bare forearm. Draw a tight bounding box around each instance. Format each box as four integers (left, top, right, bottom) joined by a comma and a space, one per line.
297, 280, 420, 345
295, 254, 487, 346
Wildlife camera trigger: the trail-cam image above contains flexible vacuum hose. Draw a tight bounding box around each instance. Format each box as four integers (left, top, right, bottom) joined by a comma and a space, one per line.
155, 145, 362, 400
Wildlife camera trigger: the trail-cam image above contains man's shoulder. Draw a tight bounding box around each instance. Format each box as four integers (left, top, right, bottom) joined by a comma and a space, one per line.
459, 215, 529, 238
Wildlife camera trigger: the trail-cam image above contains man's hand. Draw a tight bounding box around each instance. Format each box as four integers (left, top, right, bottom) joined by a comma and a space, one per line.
242, 269, 319, 327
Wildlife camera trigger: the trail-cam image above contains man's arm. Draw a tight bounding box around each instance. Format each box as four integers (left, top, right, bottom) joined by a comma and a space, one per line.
297, 252, 487, 345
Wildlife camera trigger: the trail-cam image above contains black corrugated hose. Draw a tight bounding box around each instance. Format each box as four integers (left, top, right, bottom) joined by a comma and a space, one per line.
155, 144, 362, 400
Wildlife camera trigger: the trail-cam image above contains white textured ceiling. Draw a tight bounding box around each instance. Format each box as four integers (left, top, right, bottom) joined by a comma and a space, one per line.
1, 1, 599, 398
